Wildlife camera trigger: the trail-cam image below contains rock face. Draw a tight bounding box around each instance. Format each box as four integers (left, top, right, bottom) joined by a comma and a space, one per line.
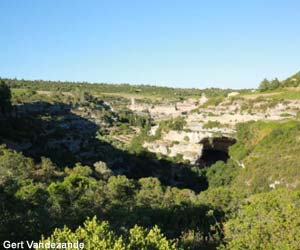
143, 129, 235, 164
144, 139, 203, 164
129, 97, 203, 120
0, 101, 113, 167
140, 94, 300, 164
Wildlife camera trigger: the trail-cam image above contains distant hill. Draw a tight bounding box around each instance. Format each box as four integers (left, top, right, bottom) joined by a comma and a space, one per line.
258, 71, 300, 91
281, 71, 300, 87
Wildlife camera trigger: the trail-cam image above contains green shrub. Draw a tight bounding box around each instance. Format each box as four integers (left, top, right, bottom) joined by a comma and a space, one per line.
203, 120, 223, 129
222, 189, 300, 250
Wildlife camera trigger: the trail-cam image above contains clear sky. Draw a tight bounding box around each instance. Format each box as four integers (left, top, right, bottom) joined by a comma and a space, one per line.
0, 0, 300, 89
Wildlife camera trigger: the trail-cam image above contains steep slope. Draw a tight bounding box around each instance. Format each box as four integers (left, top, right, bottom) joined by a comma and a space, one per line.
282, 71, 300, 87
230, 121, 300, 193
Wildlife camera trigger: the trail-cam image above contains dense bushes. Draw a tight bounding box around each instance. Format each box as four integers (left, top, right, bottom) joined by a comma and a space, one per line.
228, 121, 300, 193
206, 160, 238, 188
221, 189, 300, 250
38, 217, 176, 250
0, 146, 223, 247
258, 78, 280, 92
3, 117, 300, 249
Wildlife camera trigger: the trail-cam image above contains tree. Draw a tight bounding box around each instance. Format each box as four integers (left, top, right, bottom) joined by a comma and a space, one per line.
47, 164, 98, 228
258, 78, 281, 92
270, 78, 280, 90
38, 217, 176, 250
128, 224, 176, 250
136, 177, 164, 208
258, 78, 271, 92
0, 80, 12, 115
206, 160, 238, 188
107, 175, 135, 207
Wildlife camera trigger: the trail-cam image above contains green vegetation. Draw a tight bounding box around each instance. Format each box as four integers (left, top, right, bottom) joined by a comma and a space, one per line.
258, 78, 280, 92
206, 160, 238, 188
39, 217, 176, 250
203, 120, 223, 129
2, 76, 300, 249
201, 96, 225, 107
222, 189, 300, 250
229, 121, 300, 193
3, 78, 195, 102
132, 117, 188, 149
258, 71, 300, 92
268, 89, 300, 100
159, 117, 187, 131
281, 71, 300, 87
0, 146, 222, 249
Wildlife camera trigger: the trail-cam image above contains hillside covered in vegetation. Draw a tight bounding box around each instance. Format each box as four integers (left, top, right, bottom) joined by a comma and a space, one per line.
1, 73, 300, 250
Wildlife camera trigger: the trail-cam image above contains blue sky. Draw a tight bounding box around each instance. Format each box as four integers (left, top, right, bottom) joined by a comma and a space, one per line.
0, 0, 300, 89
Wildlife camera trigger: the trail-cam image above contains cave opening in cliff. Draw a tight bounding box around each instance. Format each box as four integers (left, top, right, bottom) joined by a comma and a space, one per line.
197, 137, 237, 167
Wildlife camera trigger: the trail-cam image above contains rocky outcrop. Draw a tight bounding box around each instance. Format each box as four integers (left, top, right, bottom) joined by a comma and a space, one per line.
143, 129, 235, 164
141, 95, 300, 164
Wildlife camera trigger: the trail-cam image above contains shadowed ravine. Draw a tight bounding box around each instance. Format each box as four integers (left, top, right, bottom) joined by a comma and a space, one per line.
0, 101, 209, 192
